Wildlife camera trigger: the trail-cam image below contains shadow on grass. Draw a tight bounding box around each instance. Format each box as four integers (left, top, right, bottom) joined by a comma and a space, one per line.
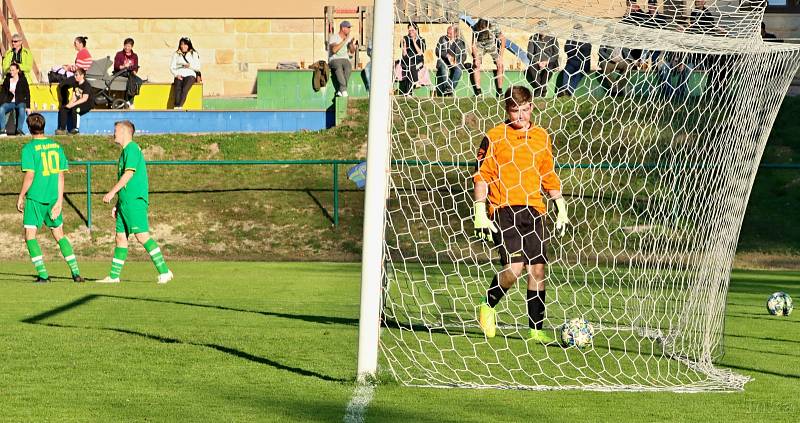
21, 294, 354, 383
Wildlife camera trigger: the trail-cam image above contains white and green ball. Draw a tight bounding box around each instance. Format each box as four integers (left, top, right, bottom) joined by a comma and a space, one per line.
559, 318, 595, 348
766, 292, 793, 316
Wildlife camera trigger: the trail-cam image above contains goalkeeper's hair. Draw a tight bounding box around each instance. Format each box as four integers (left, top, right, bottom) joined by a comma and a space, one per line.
504, 86, 532, 110
114, 120, 136, 135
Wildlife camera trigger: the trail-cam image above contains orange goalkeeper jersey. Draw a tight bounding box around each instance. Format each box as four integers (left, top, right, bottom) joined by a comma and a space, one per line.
474, 122, 561, 215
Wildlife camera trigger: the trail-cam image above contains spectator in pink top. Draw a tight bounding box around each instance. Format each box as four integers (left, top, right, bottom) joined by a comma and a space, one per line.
49, 36, 92, 81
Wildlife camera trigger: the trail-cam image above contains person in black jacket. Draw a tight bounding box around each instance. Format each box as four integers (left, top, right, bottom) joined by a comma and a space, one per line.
558, 24, 592, 97
0, 63, 31, 136
526, 20, 559, 98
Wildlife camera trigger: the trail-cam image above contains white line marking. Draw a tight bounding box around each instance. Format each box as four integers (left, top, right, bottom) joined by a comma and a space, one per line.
343, 383, 375, 423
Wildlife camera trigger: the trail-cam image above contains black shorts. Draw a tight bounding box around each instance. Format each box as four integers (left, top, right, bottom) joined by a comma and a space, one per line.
491, 206, 548, 266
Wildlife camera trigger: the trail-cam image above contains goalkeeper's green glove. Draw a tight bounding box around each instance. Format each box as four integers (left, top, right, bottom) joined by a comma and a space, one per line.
473, 201, 498, 241
554, 197, 570, 237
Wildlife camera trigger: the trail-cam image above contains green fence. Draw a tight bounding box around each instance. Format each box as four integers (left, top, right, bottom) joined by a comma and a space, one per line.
0, 160, 362, 230
2, 159, 798, 231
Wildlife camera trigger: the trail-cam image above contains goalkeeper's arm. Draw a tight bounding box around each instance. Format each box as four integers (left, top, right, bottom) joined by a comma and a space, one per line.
548, 189, 569, 237
473, 181, 497, 240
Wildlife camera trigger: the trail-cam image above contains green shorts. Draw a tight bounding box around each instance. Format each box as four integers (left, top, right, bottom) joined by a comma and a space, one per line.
116, 199, 150, 236
23, 198, 63, 230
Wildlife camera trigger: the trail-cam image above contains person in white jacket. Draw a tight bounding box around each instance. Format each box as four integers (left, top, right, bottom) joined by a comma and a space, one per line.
170, 37, 201, 109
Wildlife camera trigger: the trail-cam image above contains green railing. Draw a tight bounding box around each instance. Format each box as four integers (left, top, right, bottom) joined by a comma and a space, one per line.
2, 159, 798, 230
0, 160, 361, 230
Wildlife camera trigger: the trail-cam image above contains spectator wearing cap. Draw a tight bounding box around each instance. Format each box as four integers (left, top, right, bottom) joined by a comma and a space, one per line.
2, 34, 33, 83
170, 37, 201, 110
328, 20, 358, 97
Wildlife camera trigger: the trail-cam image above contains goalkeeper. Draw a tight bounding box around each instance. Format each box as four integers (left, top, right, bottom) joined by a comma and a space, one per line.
473, 85, 568, 343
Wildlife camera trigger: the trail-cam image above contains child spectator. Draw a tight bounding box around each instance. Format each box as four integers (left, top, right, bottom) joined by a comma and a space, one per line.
55, 68, 93, 135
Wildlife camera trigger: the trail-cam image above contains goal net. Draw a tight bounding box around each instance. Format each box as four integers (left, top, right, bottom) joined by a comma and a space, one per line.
375, 0, 800, 391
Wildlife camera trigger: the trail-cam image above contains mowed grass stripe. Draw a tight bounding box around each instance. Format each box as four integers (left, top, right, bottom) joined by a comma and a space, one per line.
1, 262, 798, 422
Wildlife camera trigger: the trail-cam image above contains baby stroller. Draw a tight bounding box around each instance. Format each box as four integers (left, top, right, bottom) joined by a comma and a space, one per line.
85, 56, 141, 109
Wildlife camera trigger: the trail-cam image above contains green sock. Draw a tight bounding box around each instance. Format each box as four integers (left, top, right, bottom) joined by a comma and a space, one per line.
25, 239, 49, 279
57, 237, 80, 276
143, 238, 169, 274
109, 247, 128, 279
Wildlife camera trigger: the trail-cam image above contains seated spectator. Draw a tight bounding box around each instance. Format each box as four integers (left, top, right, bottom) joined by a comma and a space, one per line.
689, 0, 722, 35
598, 44, 631, 97
328, 21, 358, 97
525, 20, 559, 98
50, 36, 92, 82
2, 34, 33, 83
435, 24, 466, 97
471, 18, 505, 97
762, 22, 782, 42
114, 38, 143, 108
55, 68, 93, 135
620, 1, 650, 26
399, 23, 426, 96
641, 1, 670, 30
170, 37, 201, 110
0, 63, 30, 136
659, 51, 691, 101
558, 24, 592, 97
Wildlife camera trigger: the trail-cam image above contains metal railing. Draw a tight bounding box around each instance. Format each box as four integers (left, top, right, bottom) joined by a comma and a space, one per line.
2, 159, 798, 230
0, 159, 361, 229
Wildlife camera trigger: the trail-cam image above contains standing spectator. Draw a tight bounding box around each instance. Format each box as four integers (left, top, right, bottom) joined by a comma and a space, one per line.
558, 24, 592, 97
471, 18, 506, 97
435, 24, 466, 97
170, 37, 201, 110
2, 34, 34, 83
50, 36, 92, 81
328, 21, 358, 98
525, 20, 559, 98
55, 68, 93, 135
114, 38, 142, 108
0, 63, 31, 136
621, 1, 650, 26
399, 23, 426, 96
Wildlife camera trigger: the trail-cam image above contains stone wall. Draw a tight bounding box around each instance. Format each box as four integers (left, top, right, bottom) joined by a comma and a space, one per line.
20, 18, 359, 96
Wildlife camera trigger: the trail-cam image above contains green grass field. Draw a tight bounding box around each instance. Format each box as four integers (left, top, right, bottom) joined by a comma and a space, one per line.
0, 262, 798, 422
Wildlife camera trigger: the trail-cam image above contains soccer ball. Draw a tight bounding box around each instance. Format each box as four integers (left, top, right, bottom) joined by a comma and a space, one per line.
766, 292, 793, 316
559, 318, 595, 348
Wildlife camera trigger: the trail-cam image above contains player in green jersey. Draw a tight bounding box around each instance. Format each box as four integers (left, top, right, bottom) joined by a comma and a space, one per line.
16, 113, 84, 283
98, 120, 173, 284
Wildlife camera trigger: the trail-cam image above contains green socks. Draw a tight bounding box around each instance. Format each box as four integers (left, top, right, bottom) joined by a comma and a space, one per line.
57, 237, 81, 277
143, 239, 169, 275
109, 247, 128, 279
26, 239, 49, 279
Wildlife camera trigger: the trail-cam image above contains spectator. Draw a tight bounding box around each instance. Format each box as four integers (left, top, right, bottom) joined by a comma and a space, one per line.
641, 1, 669, 30
114, 38, 142, 108
598, 44, 631, 97
55, 68, 93, 135
2, 34, 33, 83
50, 36, 92, 81
621, 1, 650, 26
689, 0, 721, 35
434, 24, 466, 97
659, 51, 691, 101
328, 21, 358, 98
762, 22, 781, 42
363, 40, 373, 91
170, 37, 201, 110
0, 63, 30, 136
558, 24, 592, 97
471, 18, 505, 97
399, 23, 427, 96
525, 20, 559, 98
